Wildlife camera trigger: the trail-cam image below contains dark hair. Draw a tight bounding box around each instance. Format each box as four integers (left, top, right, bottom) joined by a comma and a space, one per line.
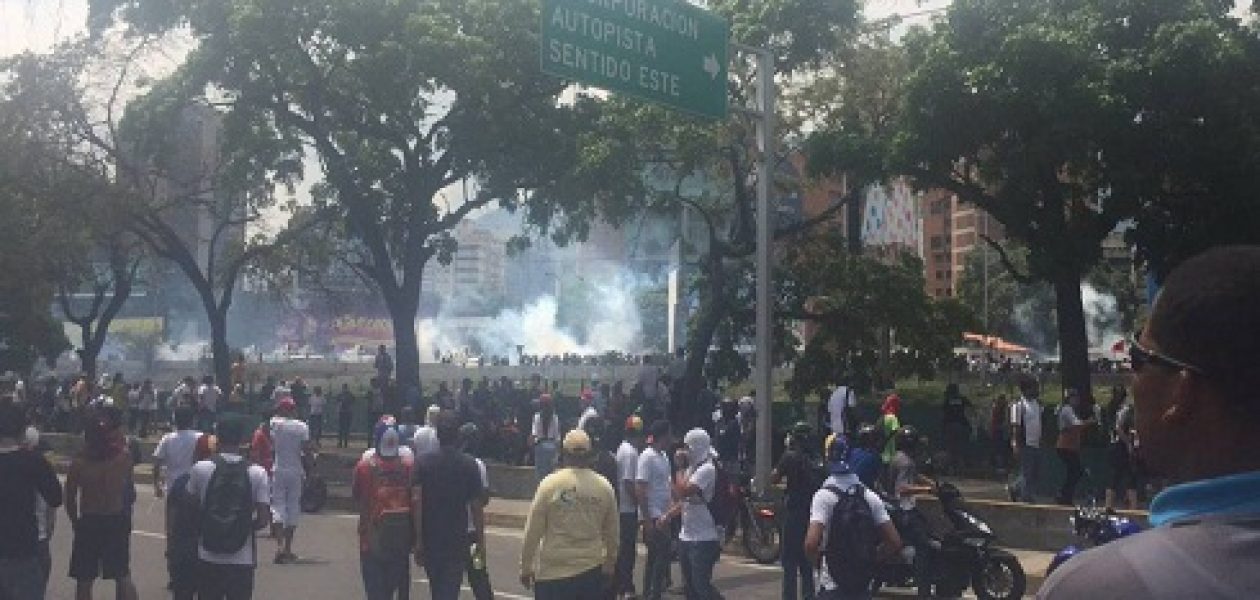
0, 399, 26, 439
173, 407, 195, 430
650, 419, 671, 440
216, 418, 246, 446
435, 410, 460, 446
1150, 245, 1260, 416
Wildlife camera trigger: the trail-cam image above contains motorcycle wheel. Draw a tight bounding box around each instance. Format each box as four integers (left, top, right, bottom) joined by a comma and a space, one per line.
742, 510, 780, 564
972, 551, 1027, 600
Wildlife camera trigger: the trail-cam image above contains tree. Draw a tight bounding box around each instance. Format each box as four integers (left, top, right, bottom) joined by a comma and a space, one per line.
3, 41, 317, 388
91, 0, 644, 395
57, 235, 143, 381
811, 0, 1260, 394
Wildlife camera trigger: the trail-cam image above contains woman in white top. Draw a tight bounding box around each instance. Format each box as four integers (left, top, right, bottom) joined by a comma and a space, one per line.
531, 394, 561, 483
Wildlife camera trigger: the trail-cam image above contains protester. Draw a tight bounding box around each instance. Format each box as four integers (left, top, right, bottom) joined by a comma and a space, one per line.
941, 383, 972, 469
187, 418, 271, 600
270, 398, 313, 564
805, 435, 902, 600
308, 385, 326, 447
412, 405, 441, 457
773, 422, 821, 600
636, 420, 674, 600
848, 425, 883, 489
353, 425, 415, 600
0, 400, 63, 600
166, 434, 217, 600
878, 393, 902, 464
576, 389, 599, 433
412, 410, 485, 600
375, 345, 394, 385
1104, 386, 1139, 510
1054, 388, 1095, 505
137, 380, 157, 439
25, 425, 58, 595
336, 384, 356, 449
1039, 246, 1260, 597
197, 376, 221, 432
888, 426, 938, 598
153, 408, 203, 499
520, 429, 619, 600
65, 407, 138, 600
614, 416, 644, 600
531, 394, 561, 482
1008, 376, 1044, 503
713, 398, 741, 474
827, 382, 858, 441
666, 428, 722, 600
989, 394, 1012, 473
460, 423, 493, 600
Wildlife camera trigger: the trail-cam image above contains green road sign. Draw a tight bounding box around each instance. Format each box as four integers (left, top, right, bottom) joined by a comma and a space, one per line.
541, 0, 729, 119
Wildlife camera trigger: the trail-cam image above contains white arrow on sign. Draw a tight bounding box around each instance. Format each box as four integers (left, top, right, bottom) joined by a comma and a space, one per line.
703, 54, 720, 79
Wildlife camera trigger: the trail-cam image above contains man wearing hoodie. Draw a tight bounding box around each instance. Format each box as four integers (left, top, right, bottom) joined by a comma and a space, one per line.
664, 429, 722, 600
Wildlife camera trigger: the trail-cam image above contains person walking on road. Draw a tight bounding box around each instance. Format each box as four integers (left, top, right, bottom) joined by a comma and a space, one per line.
308, 386, 326, 448
412, 405, 442, 457
520, 429, 619, 600
1008, 376, 1044, 503
0, 400, 63, 600
187, 418, 271, 600
1103, 386, 1139, 511
269, 398, 313, 564
614, 416, 645, 600
153, 407, 203, 500
666, 428, 722, 600
412, 410, 486, 600
352, 425, 415, 600
1039, 246, 1260, 598
773, 422, 821, 600
336, 384, 356, 449
460, 423, 494, 600
531, 394, 561, 482
636, 420, 674, 600
65, 406, 139, 600
166, 433, 217, 600
1055, 388, 1095, 505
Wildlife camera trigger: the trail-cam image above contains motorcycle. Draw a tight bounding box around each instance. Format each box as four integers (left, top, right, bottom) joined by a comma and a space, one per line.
722, 472, 781, 564
1046, 505, 1143, 576
872, 482, 1026, 600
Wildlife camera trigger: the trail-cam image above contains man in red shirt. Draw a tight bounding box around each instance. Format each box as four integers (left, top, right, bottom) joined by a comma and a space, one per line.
353, 426, 415, 599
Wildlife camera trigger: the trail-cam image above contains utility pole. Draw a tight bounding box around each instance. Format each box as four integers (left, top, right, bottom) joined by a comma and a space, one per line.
731, 42, 776, 493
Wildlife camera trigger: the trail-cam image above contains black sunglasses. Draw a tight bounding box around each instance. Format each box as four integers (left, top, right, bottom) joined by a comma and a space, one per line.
1129, 338, 1205, 375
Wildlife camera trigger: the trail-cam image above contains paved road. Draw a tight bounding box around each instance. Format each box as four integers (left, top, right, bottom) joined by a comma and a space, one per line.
44, 488, 787, 599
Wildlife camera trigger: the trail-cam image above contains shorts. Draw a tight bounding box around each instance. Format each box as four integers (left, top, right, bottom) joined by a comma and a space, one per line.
271, 468, 304, 527
69, 514, 132, 581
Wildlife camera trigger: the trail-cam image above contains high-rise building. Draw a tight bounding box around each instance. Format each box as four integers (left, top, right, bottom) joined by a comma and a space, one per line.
423, 221, 507, 309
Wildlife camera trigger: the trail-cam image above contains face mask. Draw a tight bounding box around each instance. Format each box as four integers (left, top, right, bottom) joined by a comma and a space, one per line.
688, 445, 707, 465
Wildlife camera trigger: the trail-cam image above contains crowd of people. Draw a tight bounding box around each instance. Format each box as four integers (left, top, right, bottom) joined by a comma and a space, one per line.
3, 246, 1260, 600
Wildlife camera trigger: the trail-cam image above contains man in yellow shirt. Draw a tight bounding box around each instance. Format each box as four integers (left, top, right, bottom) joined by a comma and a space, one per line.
520, 429, 619, 599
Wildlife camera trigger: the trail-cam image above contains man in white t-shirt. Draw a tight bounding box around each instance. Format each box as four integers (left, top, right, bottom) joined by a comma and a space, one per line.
1008, 376, 1044, 503
186, 418, 270, 599
575, 390, 599, 433
635, 420, 673, 600
412, 405, 442, 457
828, 384, 858, 439
614, 416, 645, 598
197, 376, 222, 431
805, 436, 902, 599
269, 398, 312, 564
152, 408, 203, 498
668, 428, 721, 599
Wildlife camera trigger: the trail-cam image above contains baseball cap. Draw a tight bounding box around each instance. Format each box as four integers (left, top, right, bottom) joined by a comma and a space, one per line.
563, 429, 592, 455
377, 427, 401, 458
625, 415, 644, 433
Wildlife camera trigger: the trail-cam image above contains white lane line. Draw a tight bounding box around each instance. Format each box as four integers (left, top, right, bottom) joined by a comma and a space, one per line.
413, 578, 531, 600
133, 529, 166, 540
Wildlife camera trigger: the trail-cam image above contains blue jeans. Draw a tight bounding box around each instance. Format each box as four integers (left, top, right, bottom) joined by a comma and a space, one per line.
0, 555, 45, 600
781, 506, 815, 600
424, 556, 465, 600
643, 524, 671, 600
535, 566, 605, 600
361, 551, 411, 600
1011, 446, 1042, 503
679, 540, 720, 600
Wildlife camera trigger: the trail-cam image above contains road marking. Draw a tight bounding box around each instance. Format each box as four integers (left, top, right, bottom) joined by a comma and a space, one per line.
413, 578, 530, 600
133, 529, 166, 540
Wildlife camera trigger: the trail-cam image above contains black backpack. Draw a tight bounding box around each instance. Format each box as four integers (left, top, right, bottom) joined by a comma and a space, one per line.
200, 456, 255, 554
706, 459, 737, 530
821, 484, 879, 594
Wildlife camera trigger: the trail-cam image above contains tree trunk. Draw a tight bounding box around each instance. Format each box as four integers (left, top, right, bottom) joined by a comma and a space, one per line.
79, 322, 100, 382
1053, 270, 1092, 399
383, 285, 421, 413
208, 307, 232, 391
677, 258, 729, 431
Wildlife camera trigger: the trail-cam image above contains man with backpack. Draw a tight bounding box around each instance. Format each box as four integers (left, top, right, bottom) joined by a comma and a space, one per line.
186, 418, 271, 600
805, 436, 902, 600
353, 425, 415, 600
662, 428, 728, 600
773, 422, 824, 600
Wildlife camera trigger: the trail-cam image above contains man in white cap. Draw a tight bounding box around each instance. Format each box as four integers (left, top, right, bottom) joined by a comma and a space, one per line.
353, 425, 415, 599
270, 398, 313, 564
520, 429, 619, 599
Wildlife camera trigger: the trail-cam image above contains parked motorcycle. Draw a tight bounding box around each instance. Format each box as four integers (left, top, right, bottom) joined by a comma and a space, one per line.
873, 482, 1026, 600
721, 472, 780, 564
1046, 505, 1143, 576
